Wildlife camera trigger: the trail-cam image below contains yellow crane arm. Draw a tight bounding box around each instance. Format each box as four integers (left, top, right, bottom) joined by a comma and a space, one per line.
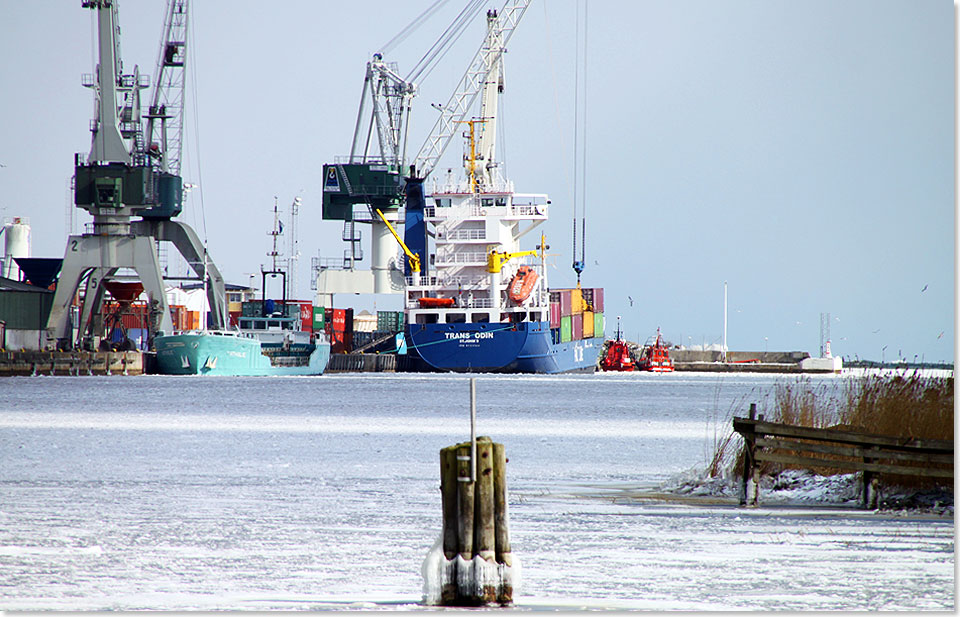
375, 209, 421, 273
487, 248, 539, 273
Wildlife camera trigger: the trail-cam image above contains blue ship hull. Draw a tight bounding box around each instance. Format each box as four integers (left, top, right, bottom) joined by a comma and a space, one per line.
407, 321, 601, 374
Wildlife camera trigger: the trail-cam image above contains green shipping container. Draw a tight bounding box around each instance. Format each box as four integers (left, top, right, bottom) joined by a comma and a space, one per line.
560, 315, 572, 343
313, 306, 326, 331
594, 312, 605, 339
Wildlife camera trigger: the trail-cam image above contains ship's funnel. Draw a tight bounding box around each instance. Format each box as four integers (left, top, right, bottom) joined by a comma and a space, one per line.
13, 257, 63, 289
103, 281, 145, 305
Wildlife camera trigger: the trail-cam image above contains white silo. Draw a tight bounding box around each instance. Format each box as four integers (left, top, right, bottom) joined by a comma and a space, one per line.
2, 217, 31, 280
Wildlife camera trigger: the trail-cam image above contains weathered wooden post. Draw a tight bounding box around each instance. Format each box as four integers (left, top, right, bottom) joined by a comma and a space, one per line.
428, 379, 515, 606
740, 403, 757, 506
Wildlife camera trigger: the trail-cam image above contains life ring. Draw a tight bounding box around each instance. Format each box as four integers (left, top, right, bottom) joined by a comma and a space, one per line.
480, 209, 487, 216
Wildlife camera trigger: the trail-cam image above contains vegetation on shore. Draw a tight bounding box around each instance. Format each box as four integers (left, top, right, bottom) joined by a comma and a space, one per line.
709, 371, 953, 491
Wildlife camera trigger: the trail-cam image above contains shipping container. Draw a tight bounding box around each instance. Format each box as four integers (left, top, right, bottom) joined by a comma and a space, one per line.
344, 308, 355, 334
572, 313, 583, 340
549, 301, 561, 328
313, 306, 326, 331
550, 327, 561, 345
332, 308, 346, 330
241, 300, 261, 317
229, 310, 241, 327
594, 312, 605, 339
582, 287, 594, 311
299, 303, 313, 333
560, 315, 572, 343
377, 310, 405, 333
582, 310, 594, 338
592, 288, 604, 313
558, 289, 573, 316
571, 287, 583, 314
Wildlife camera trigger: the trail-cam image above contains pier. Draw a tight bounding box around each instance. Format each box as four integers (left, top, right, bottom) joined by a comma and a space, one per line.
0, 350, 145, 376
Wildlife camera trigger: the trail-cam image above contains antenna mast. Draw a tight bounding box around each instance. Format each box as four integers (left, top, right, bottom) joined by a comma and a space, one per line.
288, 196, 301, 299
268, 196, 283, 272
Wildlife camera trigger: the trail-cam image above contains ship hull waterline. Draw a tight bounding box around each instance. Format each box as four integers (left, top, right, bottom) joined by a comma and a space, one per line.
154, 332, 331, 376
407, 321, 602, 374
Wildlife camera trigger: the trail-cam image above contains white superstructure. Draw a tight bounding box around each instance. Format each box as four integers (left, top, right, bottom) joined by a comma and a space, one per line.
406, 181, 549, 327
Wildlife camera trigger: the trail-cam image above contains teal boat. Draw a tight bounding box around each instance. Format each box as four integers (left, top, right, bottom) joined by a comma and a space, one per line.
154, 317, 331, 376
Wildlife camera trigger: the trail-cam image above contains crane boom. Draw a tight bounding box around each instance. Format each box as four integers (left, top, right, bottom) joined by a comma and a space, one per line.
350, 55, 416, 167
375, 208, 420, 273
145, 0, 188, 175
412, 0, 530, 180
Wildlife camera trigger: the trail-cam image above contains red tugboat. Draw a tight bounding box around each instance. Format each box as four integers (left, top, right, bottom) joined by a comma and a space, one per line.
637, 327, 674, 373
600, 316, 636, 372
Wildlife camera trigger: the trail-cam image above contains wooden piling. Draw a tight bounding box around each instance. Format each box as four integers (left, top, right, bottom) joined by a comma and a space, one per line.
493, 442, 511, 566
435, 437, 513, 606
455, 443, 475, 562
440, 446, 459, 560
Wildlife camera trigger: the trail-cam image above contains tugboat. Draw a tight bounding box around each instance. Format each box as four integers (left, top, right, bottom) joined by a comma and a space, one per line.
600, 316, 635, 372
637, 328, 674, 373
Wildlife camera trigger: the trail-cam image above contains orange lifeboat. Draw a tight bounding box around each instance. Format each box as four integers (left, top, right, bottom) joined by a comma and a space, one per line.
418, 296, 456, 308
507, 266, 539, 304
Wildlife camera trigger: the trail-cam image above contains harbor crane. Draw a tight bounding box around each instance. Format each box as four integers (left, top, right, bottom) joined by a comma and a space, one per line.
46, 0, 226, 351
317, 1, 531, 303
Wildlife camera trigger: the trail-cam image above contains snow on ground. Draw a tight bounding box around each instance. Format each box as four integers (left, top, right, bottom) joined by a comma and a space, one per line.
662, 467, 954, 517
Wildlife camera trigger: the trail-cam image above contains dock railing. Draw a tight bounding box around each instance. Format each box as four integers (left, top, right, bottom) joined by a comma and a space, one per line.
733, 403, 953, 509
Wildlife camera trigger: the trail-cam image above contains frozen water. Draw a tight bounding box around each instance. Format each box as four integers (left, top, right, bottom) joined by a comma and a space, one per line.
0, 371, 953, 610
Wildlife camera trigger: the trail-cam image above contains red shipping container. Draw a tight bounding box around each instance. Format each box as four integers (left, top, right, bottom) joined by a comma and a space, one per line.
332, 308, 346, 331
299, 303, 313, 333
572, 313, 583, 340
549, 301, 561, 328
120, 312, 149, 330
229, 311, 241, 327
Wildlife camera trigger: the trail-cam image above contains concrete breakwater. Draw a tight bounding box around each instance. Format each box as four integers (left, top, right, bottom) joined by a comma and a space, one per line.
668, 350, 842, 373
0, 350, 145, 376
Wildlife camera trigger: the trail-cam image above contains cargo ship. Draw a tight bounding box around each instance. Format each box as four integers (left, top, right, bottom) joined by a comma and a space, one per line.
401, 183, 605, 373
155, 202, 331, 376
317, 5, 602, 373
154, 300, 330, 376
395, 10, 602, 374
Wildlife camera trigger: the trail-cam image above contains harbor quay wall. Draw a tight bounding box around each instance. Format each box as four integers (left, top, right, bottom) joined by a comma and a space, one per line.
0, 350, 144, 376
669, 350, 810, 364
325, 352, 437, 373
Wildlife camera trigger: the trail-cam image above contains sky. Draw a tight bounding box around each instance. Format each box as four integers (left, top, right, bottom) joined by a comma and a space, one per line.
0, 1, 954, 363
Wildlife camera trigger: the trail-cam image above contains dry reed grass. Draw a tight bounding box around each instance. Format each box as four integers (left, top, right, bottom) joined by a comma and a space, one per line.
730, 372, 953, 488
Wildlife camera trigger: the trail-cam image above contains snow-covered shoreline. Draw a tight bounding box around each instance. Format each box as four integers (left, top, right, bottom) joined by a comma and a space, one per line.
661, 467, 954, 517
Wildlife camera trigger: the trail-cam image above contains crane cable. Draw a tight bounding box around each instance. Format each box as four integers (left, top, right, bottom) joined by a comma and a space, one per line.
572, 0, 588, 285
406, 0, 486, 84
542, 1, 576, 265
380, 0, 450, 56
185, 3, 207, 247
